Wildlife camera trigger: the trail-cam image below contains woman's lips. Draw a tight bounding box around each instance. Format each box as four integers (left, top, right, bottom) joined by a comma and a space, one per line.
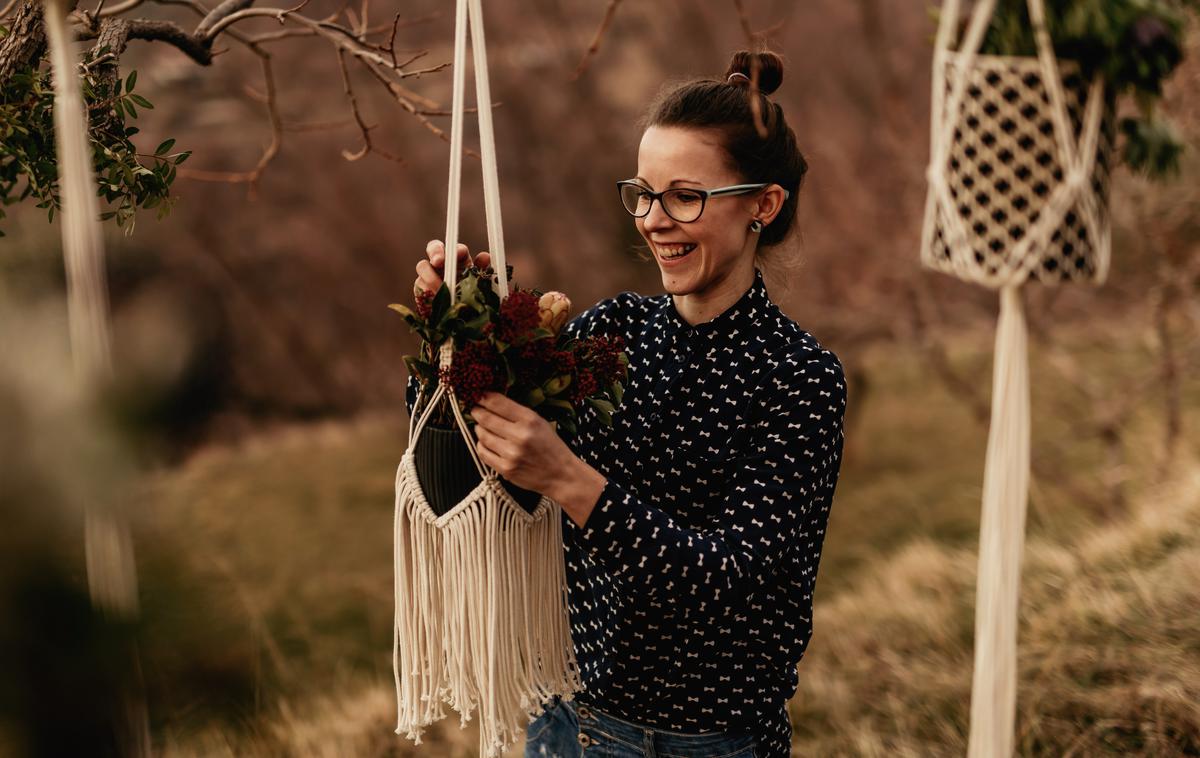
655, 242, 697, 265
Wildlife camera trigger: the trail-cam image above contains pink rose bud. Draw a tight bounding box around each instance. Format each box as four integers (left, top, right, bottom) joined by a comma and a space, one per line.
538, 291, 571, 333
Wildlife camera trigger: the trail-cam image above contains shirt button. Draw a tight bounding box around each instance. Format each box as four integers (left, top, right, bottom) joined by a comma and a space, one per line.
577, 706, 592, 719
578, 732, 592, 747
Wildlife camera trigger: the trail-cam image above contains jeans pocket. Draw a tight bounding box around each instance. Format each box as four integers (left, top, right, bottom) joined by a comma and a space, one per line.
526, 699, 558, 744
526, 697, 587, 758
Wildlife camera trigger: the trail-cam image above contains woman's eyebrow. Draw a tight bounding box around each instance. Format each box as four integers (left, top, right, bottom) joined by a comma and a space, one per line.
633, 176, 703, 186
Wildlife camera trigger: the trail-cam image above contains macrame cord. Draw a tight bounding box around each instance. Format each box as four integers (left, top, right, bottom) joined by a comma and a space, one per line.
921, 1, 1113, 757
391, 0, 582, 755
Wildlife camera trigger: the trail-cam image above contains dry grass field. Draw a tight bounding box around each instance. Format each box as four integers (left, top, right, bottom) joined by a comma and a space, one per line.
116, 322, 1200, 757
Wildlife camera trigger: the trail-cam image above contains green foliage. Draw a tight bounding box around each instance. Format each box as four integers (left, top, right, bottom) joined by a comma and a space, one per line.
0, 46, 192, 238
977, 0, 1199, 179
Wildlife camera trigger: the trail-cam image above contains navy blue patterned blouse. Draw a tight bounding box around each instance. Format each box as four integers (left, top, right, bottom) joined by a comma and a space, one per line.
403, 269, 844, 753
406, 267, 846, 757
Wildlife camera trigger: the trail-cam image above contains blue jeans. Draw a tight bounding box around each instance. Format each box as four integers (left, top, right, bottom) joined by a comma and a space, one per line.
524, 694, 759, 758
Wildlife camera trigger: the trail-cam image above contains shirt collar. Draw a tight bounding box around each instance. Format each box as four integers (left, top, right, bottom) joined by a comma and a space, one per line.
662, 267, 771, 342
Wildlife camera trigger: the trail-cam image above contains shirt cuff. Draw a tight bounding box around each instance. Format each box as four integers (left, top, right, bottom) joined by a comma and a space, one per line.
572, 476, 635, 564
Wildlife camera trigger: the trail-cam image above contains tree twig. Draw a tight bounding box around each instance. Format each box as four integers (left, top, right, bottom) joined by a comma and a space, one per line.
570, 0, 620, 82
335, 45, 402, 163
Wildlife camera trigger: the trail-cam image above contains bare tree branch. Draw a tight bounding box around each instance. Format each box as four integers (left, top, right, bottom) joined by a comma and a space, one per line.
571, 0, 621, 82
193, 0, 256, 38
200, 0, 310, 42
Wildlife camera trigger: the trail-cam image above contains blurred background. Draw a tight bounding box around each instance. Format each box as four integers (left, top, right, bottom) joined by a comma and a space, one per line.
1, 0, 1198, 755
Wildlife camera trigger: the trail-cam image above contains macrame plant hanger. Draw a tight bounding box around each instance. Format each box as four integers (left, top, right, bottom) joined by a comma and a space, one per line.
921, 0, 1114, 756
391, 0, 582, 755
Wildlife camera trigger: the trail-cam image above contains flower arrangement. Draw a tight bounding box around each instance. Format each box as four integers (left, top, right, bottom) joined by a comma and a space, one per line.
390, 265, 628, 436
966, 0, 1198, 179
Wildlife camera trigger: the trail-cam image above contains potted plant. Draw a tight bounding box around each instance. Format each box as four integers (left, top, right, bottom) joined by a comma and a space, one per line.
390, 264, 628, 516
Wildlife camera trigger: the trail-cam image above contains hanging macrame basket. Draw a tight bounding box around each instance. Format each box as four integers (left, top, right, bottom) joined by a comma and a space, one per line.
922, 2, 1117, 289
919, 2, 1115, 757
391, 0, 581, 756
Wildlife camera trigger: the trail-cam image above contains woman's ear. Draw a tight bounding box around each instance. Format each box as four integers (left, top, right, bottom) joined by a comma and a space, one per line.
755, 184, 788, 227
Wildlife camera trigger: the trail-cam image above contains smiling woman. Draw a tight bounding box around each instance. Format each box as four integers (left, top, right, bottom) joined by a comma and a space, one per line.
408, 49, 844, 758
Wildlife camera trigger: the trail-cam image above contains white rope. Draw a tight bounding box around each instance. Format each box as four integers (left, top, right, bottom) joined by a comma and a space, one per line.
441, 0, 508, 305
968, 285, 1031, 758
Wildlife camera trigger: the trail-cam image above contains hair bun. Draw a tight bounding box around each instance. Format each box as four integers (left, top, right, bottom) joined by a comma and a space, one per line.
724, 51, 784, 96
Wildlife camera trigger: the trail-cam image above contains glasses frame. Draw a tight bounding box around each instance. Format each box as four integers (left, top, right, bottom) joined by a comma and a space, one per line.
616, 180, 790, 224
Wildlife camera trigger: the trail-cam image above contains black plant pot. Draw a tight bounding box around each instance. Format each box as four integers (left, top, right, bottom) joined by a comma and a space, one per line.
413, 423, 544, 517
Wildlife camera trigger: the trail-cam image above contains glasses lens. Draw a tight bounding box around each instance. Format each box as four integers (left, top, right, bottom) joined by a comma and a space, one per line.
662, 189, 705, 222
619, 184, 652, 216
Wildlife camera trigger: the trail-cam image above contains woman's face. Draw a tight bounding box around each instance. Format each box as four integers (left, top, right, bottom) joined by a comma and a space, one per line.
634, 125, 760, 298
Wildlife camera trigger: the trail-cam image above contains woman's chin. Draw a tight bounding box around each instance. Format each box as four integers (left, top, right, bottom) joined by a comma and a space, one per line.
657, 256, 701, 290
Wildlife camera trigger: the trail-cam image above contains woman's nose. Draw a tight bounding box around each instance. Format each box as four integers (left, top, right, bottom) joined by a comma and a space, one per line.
641, 197, 675, 232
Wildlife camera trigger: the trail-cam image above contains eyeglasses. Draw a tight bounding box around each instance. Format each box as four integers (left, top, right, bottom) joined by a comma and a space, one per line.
616, 180, 788, 224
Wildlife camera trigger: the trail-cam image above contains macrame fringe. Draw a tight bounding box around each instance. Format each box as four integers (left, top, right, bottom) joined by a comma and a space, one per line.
392, 452, 581, 758
968, 285, 1031, 758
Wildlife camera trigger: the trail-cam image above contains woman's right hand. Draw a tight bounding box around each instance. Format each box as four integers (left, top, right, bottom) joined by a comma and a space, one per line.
414, 239, 492, 297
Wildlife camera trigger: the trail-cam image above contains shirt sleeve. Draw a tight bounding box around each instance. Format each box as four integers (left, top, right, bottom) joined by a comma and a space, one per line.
569, 345, 847, 617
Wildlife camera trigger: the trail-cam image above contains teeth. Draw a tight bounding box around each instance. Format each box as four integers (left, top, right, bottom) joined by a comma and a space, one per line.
659, 243, 696, 259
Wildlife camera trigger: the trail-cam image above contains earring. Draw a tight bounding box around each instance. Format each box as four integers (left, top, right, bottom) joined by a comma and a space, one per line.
749, 219, 763, 233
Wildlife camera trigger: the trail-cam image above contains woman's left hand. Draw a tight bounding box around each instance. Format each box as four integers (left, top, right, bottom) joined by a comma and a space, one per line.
470, 392, 577, 495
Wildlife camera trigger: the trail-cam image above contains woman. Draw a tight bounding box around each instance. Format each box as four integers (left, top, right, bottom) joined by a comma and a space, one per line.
410, 51, 845, 758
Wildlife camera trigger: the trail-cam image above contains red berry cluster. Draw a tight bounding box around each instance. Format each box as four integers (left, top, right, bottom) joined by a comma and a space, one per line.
415, 288, 435, 320
439, 340, 504, 408
515, 338, 554, 386
497, 290, 541, 343
569, 370, 600, 404
588, 335, 628, 384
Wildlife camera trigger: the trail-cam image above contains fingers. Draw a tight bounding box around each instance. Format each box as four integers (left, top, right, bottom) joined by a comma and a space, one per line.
425, 240, 470, 270
474, 251, 491, 269
415, 259, 441, 295
474, 421, 517, 459
473, 435, 510, 477
476, 392, 525, 423
417, 240, 473, 295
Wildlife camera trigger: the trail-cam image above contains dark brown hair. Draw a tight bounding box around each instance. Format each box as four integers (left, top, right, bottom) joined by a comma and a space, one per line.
640, 51, 807, 248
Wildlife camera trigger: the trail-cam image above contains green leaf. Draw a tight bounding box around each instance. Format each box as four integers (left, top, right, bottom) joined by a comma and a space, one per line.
125, 100, 137, 119
389, 303, 418, 319
129, 94, 153, 109
174, 151, 191, 165
610, 381, 623, 405
430, 283, 450, 326
154, 138, 175, 156
586, 397, 613, 425
544, 398, 574, 413
457, 274, 483, 310
125, 70, 137, 92
403, 355, 437, 384
542, 374, 571, 396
